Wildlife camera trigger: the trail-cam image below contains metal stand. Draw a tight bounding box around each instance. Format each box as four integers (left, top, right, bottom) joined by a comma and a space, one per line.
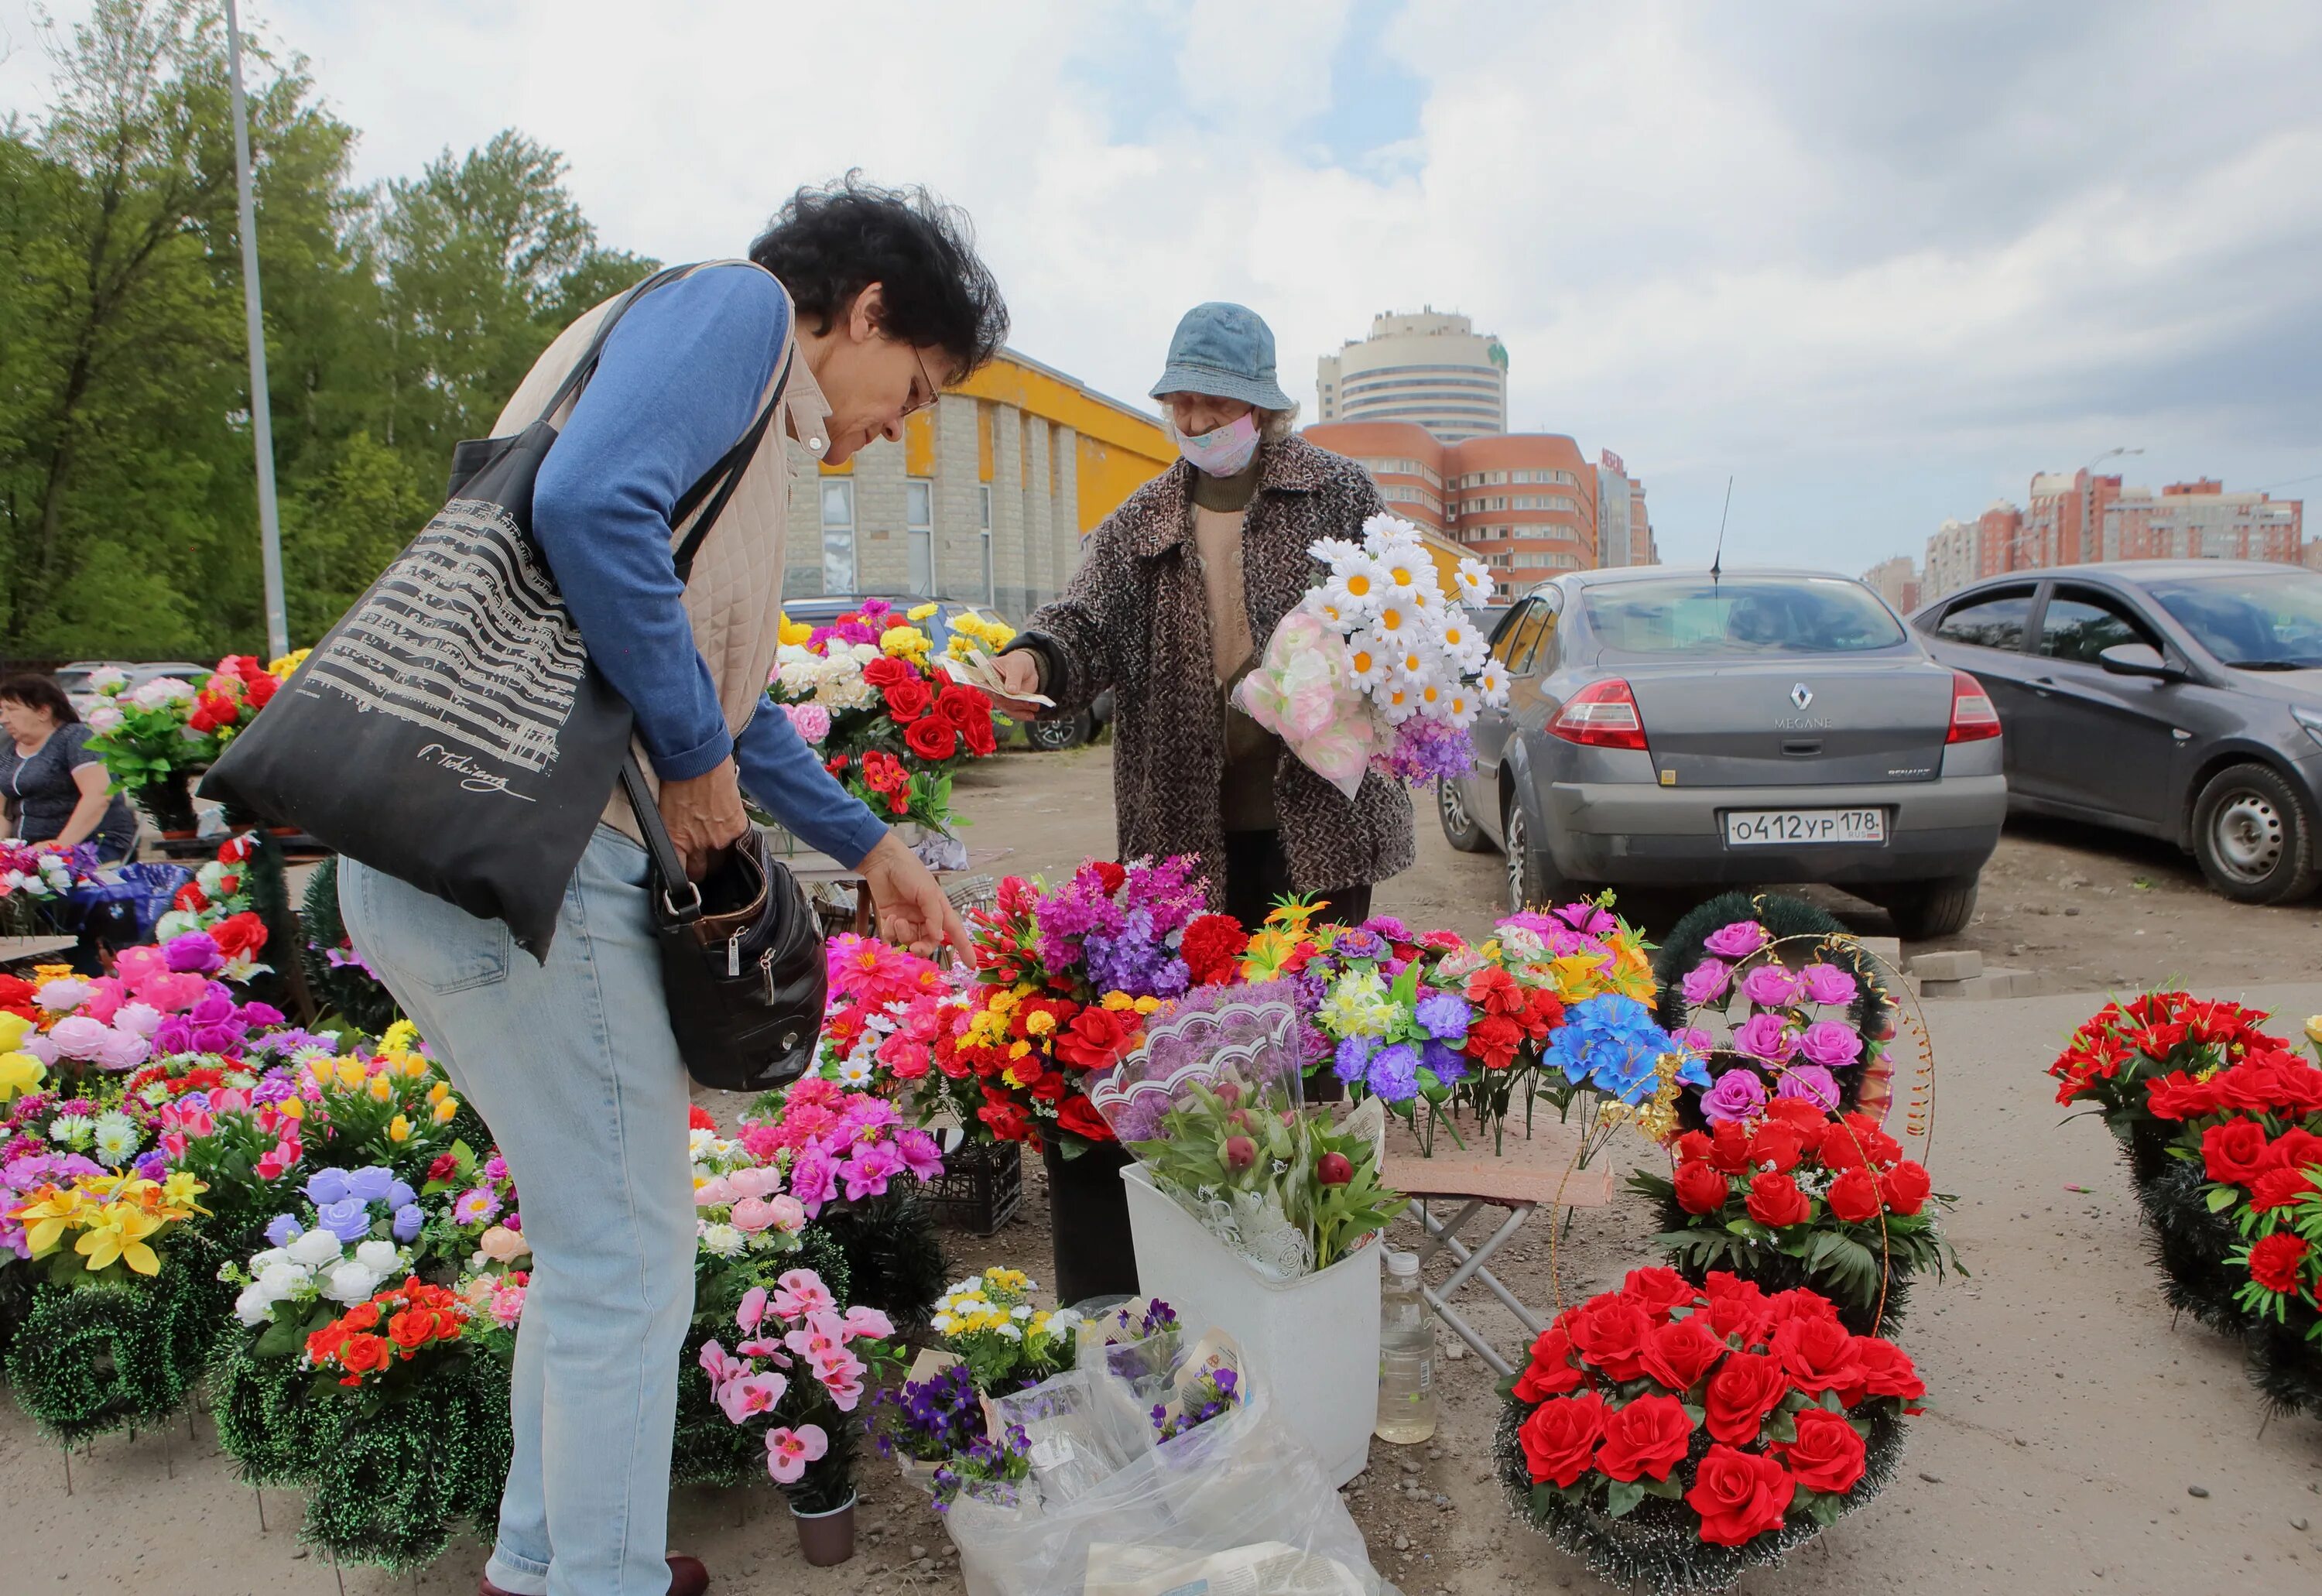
1409, 1197, 1548, 1379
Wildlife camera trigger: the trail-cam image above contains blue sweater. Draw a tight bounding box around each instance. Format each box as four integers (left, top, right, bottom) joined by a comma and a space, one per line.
530, 265, 888, 868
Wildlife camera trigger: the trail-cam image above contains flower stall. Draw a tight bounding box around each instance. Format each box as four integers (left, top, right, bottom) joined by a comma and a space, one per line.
84, 654, 305, 837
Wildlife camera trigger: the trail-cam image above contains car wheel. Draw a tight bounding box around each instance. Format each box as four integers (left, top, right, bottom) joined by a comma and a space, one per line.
1026, 713, 1088, 752
1438, 778, 1488, 852
1883, 875, 1981, 940
2190, 762, 2320, 904
1502, 795, 1571, 913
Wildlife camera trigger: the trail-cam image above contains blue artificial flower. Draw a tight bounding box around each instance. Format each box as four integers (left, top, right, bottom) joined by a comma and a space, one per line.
1413, 991, 1470, 1043
263, 1213, 303, 1248
315, 1197, 372, 1245
1421, 1039, 1470, 1084
385, 1179, 416, 1211
392, 1203, 425, 1242
304, 1167, 351, 1207
1334, 1034, 1380, 1084
1543, 993, 1680, 1105
1368, 1043, 1422, 1104
344, 1165, 396, 1204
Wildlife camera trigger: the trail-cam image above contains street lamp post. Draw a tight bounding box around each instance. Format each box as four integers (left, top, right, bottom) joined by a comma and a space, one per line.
2080, 446, 2142, 565
225, 0, 289, 662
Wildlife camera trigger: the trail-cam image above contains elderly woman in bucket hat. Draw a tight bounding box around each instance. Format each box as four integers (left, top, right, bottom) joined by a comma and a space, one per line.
991, 302, 1414, 927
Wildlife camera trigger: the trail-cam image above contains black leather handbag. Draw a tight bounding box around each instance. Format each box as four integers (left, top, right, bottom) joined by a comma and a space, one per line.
618, 758, 826, 1093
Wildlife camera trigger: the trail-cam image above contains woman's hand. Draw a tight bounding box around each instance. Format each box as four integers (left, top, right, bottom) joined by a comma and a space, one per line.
657, 759, 750, 881
989, 650, 1046, 721
856, 831, 972, 960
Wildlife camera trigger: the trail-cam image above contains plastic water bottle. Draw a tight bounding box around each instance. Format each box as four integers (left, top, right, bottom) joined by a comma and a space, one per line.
1374, 1249, 1437, 1444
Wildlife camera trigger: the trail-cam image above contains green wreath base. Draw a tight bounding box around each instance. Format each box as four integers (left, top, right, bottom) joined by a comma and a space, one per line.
3, 1235, 229, 1446
206, 1323, 353, 1488
297, 1348, 514, 1571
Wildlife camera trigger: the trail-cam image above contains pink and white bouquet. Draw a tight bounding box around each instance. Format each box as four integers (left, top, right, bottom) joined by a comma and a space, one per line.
736, 1078, 945, 1218
688, 1109, 810, 1263
1236, 514, 1505, 794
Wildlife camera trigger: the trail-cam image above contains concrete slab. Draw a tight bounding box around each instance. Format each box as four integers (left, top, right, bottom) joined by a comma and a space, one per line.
1909, 948, 1984, 981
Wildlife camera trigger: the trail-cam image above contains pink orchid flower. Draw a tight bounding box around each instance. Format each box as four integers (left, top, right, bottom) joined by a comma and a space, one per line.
812, 1348, 865, 1412
736, 1286, 769, 1334
841, 1305, 895, 1343
697, 1339, 745, 1388
716, 1371, 789, 1425
770, 1269, 834, 1320
764, 1424, 829, 1485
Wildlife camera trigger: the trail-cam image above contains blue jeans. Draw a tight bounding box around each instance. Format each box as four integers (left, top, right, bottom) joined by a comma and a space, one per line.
341, 828, 694, 1596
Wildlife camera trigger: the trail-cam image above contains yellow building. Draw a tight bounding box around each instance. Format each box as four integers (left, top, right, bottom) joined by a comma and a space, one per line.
788, 350, 1175, 620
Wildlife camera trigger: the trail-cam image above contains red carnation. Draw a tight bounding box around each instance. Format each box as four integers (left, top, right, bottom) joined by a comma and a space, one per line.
1877, 1160, 1932, 1217
2249, 1167, 2316, 1214
1512, 1327, 1584, 1402
1780, 1407, 1868, 1495
1640, 1312, 1728, 1393
1745, 1171, 1813, 1228
1686, 1444, 1796, 1546
1464, 1013, 1524, 1071
1674, 1161, 1731, 1215
862, 656, 911, 689
1180, 913, 1251, 985
687, 1105, 717, 1132
426, 1153, 460, 1183
1520, 985, 1565, 1039
2202, 1120, 2272, 1187
2247, 1233, 2310, 1294
1771, 1315, 1861, 1396
1702, 1349, 1789, 1444
245, 671, 279, 709
904, 717, 959, 761
1595, 1393, 1695, 1483
1089, 861, 1128, 896
1516, 1392, 1608, 1488
1825, 1166, 1884, 1224
1566, 1296, 1656, 1382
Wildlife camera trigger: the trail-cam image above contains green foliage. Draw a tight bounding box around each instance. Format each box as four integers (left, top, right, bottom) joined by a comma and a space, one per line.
1, 1, 657, 660
300, 857, 405, 1035
206, 1321, 351, 1488
296, 1343, 513, 1571
810, 1187, 950, 1332
2, 1230, 229, 1445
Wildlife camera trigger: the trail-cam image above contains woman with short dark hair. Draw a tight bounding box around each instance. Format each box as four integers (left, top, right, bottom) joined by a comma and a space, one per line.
0, 674, 137, 863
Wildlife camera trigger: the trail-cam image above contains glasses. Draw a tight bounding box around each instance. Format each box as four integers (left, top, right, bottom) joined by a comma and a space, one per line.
902, 345, 941, 417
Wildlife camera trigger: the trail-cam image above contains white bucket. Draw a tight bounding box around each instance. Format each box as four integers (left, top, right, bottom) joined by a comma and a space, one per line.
1119, 1163, 1382, 1486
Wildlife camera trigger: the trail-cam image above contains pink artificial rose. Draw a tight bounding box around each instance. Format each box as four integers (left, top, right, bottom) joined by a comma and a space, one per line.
1739, 964, 1800, 1008
1732, 1012, 1798, 1063
1703, 920, 1769, 958
1797, 964, 1858, 1007
35, 978, 92, 1013
1680, 958, 1732, 1006
111, 1002, 163, 1039
478, 1224, 530, 1262
762, 1195, 807, 1235
97, 1029, 151, 1071
77, 977, 125, 1025
1796, 1020, 1863, 1069
1775, 1064, 1840, 1111
47, 1016, 111, 1061
1700, 1068, 1769, 1125
730, 1196, 779, 1234
725, 1165, 783, 1200
694, 1176, 736, 1207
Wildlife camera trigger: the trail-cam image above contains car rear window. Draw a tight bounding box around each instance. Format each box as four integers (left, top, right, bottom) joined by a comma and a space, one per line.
1582, 577, 1906, 656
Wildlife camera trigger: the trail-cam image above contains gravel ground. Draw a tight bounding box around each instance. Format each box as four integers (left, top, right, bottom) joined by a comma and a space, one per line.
5, 743, 2319, 1595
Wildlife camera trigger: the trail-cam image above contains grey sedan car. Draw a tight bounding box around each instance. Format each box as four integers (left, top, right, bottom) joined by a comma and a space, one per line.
1438, 568, 2008, 937
1913, 561, 2322, 905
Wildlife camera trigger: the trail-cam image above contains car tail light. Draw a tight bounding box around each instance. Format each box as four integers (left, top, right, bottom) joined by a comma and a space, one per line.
1550, 679, 1649, 752
1946, 670, 2001, 743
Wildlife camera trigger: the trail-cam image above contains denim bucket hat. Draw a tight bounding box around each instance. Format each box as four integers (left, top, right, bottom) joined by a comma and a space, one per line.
1149, 302, 1295, 411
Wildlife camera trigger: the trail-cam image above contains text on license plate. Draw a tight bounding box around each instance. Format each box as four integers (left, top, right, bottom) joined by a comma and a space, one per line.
1723, 808, 1887, 847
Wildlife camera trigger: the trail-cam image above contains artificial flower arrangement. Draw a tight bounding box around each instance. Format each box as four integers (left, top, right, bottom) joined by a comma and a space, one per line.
1235, 512, 1504, 792
154, 833, 271, 961
299, 858, 403, 1035
800, 933, 956, 1097
930, 859, 1201, 1154
84, 653, 306, 803
927, 1266, 1084, 1394
219, 1163, 425, 1344
1091, 981, 1404, 1279
1495, 1269, 1920, 1593
1627, 1097, 1956, 1332
2048, 989, 2280, 1180
0, 841, 95, 933
769, 599, 1003, 836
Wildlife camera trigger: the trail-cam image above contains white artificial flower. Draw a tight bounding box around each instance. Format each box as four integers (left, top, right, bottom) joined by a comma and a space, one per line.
1374, 543, 1428, 601
1344, 630, 1392, 693
353, 1239, 402, 1274
1370, 598, 1418, 646
995, 1322, 1024, 1342
286, 1228, 345, 1268
254, 1260, 309, 1298
930, 1312, 957, 1334
688, 1127, 715, 1157
246, 1247, 289, 1274
1378, 680, 1419, 724
84, 702, 125, 734
1442, 686, 1482, 730
1010, 1303, 1033, 1320
320, 1260, 381, 1304
127, 676, 196, 709
1391, 639, 1436, 687
90, 666, 130, 694
92, 1111, 139, 1166
1476, 658, 1512, 708
699, 1223, 745, 1259
234, 1284, 276, 1327
1455, 558, 1492, 606
1435, 611, 1489, 673
1304, 591, 1355, 632
1413, 678, 1451, 719
1360, 512, 1422, 553
837, 1054, 876, 1087
1322, 556, 1385, 619
1310, 536, 1363, 568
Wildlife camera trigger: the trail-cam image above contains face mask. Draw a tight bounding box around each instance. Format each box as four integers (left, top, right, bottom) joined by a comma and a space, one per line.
1177, 413, 1260, 477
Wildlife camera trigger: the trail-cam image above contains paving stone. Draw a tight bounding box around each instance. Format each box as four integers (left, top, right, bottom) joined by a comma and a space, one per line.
1906, 949, 1982, 981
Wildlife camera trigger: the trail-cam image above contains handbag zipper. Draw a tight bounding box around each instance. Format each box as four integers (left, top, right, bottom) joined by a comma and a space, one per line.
760, 946, 777, 1002
728, 933, 742, 978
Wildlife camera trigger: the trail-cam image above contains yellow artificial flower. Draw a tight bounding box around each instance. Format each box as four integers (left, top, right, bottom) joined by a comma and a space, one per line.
267, 648, 310, 680
1133, 996, 1161, 1015
2307, 1014, 2322, 1049
379, 1019, 421, 1056
427, 1081, 450, 1105
1101, 991, 1134, 1012
159, 1170, 208, 1214
778, 611, 814, 647
401, 1053, 429, 1081
433, 1097, 459, 1124
907, 602, 940, 622
14, 1185, 88, 1255
334, 1057, 368, 1090
0, 1011, 32, 1052
367, 1073, 396, 1102
278, 1097, 304, 1120
879, 625, 932, 659
388, 1114, 412, 1143
1007, 1039, 1031, 1060
1023, 1009, 1056, 1037
0, 1050, 44, 1103
76, 1204, 165, 1276
31, 963, 74, 983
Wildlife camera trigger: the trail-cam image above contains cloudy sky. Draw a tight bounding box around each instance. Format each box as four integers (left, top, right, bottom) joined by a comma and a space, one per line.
6, 0, 2320, 574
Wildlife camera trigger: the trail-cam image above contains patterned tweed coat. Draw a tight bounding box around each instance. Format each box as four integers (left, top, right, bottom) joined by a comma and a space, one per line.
1020, 435, 1416, 899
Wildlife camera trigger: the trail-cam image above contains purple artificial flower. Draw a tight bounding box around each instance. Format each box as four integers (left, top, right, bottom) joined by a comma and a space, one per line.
98, 1030, 150, 1071
1796, 1020, 1864, 1069
241, 1002, 285, 1028
264, 1213, 304, 1247
1700, 1068, 1769, 1125
1550, 899, 1617, 937
1367, 1043, 1422, 1104
131, 1149, 169, 1183
1420, 1039, 1470, 1084
1680, 958, 1732, 1007
1740, 964, 1800, 1009
1732, 1012, 1799, 1063
1331, 928, 1388, 962
392, 1204, 424, 1242
483, 1155, 509, 1183
1798, 964, 1859, 1007
1703, 920, 1769, 958
306, 1168, 351, 1206
788, 1146, 840, 1214
385, 1179, 416, 1211
1334, 1035, 1378, 1084
896, 1128, 945, 1182
452, 1187, 502, 1227
1413, 992, 1470, 1043
343, 1166, 396, 1204
842, 1140, 908, 1203
315, 1197, 372, 1244
1775, 1064, 1840, 1111
1673, 1026, 1717, 1058
1361, 914, 1412, 943
163, 932, 224, 974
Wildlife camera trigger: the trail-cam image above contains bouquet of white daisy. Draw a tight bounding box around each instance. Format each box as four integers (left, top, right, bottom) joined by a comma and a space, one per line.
1235, 513, 1509, 796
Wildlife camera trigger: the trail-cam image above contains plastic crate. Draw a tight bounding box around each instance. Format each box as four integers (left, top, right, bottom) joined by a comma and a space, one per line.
924, 1130, 1023, 1236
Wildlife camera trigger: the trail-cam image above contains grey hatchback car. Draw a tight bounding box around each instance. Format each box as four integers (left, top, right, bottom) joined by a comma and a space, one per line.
1912, 561, 2322, 905
1438, 568, 2008, 937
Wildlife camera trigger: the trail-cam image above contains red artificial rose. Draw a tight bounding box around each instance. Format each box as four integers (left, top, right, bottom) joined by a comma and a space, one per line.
426, 1152, 460, 1183
1595, 1393, 1695, 1483
2268, 1057, 2322, 1112
937, 682, 991, 729
1780, 1407, 1868, 1495
2217, 1059, 2286, 1114
1516, 1392, 1608, 1488
1675, 1161, 1731, 1215
1747, 1124, 1807, 1175
1640, 1312, 1728, 1393
2202, 1119, 2272, 1187
341, 1303, 382, 1334
1702, 1349, 1789, 1444
1055, 1007, 1132, 1071
1056, 1094, 1114, 1143
883, 676, 934, 723
386, 1307, 436, 1351
2248, 1232, 2311, 1294
1566, 1296, 1656, 1382
1512, 1327, 1585, 1402
1029, 1070, 1067, 1102
209, 911, 268, 960
1842, 1113, 1903, 1167
1673, 1130, 1714, 1164
862, 656, 911, 689
1771, 1315, 1861, 1396
2249, 1167, 2317, 1214
1825, 1166, 1884, 1224
1465, 1013, 1524, 1071
1877, 1160, 1932, 1217
1745, 1171, 1813, 1228
2265, 1128, 2322, 1176
1844, 1335, 1925, 1404
173, 883, 209, 913
337, 1333, 392, 1378
1701, 1289, 1773, 1350
962, 713, 998, 757
245, 671, 279, 708
1180, 914, 1252, 985
977, 1095, 1034, 1145
1620, 1266, 1700, 1324
1764, 1287, 1841, 1329
1685, 1444, 1796, 1546
1707, 1120, 1754, 1173
1762, 1096, 1827, 1133
904, 716, 959, 760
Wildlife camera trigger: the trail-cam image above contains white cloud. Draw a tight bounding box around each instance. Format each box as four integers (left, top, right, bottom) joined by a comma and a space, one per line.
4, 0, 2317, 571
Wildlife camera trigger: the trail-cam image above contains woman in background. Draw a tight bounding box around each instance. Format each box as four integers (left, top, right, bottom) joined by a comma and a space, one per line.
0, 675, 137, 863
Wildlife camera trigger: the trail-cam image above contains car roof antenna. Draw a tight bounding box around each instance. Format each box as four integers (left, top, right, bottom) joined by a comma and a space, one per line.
1710, 476, 1733, 581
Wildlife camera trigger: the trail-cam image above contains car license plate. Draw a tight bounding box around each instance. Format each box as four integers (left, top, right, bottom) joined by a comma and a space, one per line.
1723, 808, 1887, 847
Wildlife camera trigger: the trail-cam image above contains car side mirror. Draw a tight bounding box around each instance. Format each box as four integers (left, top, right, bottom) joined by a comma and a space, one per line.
2097, 642, 2179, 680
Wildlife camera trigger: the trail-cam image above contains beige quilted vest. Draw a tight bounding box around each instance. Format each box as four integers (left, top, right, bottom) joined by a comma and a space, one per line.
487, 260, 831, 841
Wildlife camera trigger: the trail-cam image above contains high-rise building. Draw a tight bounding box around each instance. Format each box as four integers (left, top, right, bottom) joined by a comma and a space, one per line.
1862, 556, 1921, 615
2101, 480, 2303, 563
1316, 310, 1509, 442
1306, 421, 1653, 599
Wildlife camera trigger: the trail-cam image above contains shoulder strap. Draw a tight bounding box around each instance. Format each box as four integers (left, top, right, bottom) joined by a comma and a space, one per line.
618, 753, 702, 923
535, 262, 699, 429
670, 343, 796, 583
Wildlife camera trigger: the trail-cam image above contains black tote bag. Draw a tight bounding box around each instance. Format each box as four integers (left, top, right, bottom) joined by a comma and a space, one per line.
200, 263, 785, 959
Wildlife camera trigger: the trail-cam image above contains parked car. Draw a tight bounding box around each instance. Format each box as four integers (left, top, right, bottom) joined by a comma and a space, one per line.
1439, 568, 2008, 937
1912, 561, 2322, 905
1023, 687, 1115, 752
54, 659, 209, 714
